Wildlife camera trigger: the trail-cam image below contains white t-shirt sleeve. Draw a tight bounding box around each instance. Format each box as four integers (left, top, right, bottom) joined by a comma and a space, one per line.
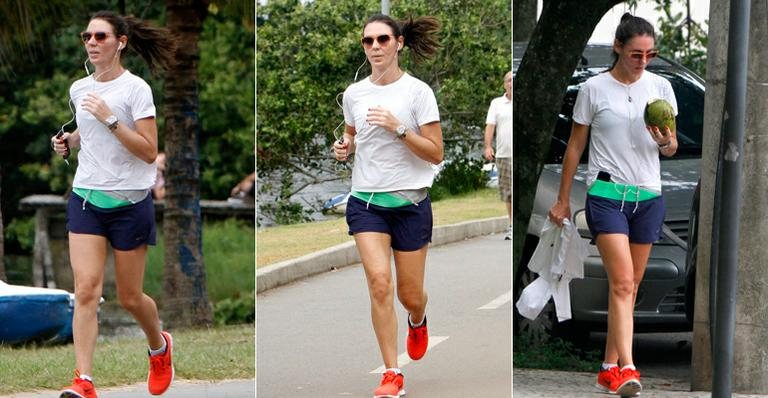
130, 81, 156, 120
413, 83, 440, 126
662, 78, 678, 115
485, 98, 498, 125
342, 87, 355, 126
571, 82, 594, 126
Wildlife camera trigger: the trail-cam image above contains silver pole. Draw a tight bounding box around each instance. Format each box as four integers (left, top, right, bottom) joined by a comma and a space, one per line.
381, 0, 390, 15
712, 0, 750, 396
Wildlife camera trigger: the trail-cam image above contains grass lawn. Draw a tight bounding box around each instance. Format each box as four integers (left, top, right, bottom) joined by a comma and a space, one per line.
257, 188, 507, 267
0, 324, 254, 395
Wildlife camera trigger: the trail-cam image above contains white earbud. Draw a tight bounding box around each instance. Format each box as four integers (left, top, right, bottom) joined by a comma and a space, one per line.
118, 42, 124, 50
397, 44, 402, 51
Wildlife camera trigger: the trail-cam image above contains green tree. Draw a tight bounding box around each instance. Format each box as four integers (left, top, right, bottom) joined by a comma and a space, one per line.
257, 0, 510, 224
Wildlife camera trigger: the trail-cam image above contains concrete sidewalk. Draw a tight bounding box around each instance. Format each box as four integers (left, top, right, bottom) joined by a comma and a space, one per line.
257, 215, 509, 292
513, 368, 768, 398
1, 379, 254, 398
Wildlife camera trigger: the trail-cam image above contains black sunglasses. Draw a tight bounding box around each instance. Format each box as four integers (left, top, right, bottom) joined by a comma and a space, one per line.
80, 31, 113, 43
361, 34, 393, 47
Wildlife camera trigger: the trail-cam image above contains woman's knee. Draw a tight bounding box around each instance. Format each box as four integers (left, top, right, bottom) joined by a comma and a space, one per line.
609, 277, 635, 298
368, 274, 393, 304
397, 288, 425, 310
117, 290, 146, 313
74, 283, 102, 306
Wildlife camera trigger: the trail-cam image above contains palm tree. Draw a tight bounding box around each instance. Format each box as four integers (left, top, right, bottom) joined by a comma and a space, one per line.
161, 0, 252, 327
161, 0, 213, 327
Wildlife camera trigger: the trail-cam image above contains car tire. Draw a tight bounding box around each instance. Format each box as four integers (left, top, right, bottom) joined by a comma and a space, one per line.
513, 234, 590, 345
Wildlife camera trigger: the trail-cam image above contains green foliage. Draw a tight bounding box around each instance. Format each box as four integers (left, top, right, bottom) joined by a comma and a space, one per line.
199, 13, 255, 199
429, 156, 487, 201
513, 335, 601, 372
652, 0, 708, 78
4, 217, 34, 252
145, 218, 255, 304
213, 291, 255, 325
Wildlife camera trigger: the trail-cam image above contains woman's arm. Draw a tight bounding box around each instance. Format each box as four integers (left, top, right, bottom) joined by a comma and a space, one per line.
548, 122, 590, 226
112, 117, 159, 164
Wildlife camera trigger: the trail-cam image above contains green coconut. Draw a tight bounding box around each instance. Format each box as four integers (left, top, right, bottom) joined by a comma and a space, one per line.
644, 98, 676, 131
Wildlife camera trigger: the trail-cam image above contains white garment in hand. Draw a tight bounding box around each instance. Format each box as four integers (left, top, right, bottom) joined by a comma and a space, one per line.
515, 219, 588, 322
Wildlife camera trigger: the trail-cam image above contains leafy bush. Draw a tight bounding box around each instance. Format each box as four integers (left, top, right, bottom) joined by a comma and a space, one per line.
5, 216, 35, 252
213, 291, 255, 326
429, 157, 487, 201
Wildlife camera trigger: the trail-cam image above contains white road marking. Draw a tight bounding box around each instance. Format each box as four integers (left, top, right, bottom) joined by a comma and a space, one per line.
369, 336, 450, 374
477, 290, 511, 310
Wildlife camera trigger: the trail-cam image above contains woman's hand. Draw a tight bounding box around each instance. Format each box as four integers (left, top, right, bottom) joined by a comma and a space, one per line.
80, 93, 114, 125
548, 199, 571, 227
333, 137, 350, 161
647, 125, 672, 146
366, 106, 400, 134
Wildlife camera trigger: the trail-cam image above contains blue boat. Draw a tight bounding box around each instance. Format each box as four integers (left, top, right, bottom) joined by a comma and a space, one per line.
322, 192, 350, 215
0, 281, 75, 345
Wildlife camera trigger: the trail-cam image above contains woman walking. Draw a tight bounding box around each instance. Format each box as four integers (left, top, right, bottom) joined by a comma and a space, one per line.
52, 10, 177, 398
332, 13, 442, 398
548, 13, 677, 397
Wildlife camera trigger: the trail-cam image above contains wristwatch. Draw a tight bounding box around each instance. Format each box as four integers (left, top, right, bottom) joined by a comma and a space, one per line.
396, 125, 408, 139
105, 115, 119, 131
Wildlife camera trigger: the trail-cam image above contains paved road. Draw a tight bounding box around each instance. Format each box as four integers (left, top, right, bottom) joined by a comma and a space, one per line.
1, 379, 255, 398
257, 234, 512, 397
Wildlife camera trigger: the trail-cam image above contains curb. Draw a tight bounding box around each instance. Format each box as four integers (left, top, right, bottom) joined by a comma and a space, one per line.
257, 216, 508, 293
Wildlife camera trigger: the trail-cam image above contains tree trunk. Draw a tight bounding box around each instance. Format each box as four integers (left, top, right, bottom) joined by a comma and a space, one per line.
513, 0, 537, 42
512, 0, 622, 263
161, 0, 212, 328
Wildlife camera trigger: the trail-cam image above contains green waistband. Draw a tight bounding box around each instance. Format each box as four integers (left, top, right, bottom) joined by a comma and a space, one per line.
587, 180, 661, 201
350, 191, 413, 208
73, 187, 133, 209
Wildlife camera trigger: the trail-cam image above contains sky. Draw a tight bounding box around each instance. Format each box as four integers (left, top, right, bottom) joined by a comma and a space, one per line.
537, 0, 710, 44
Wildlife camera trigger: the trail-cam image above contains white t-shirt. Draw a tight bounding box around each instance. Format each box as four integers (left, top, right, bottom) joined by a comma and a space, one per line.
71, 70, 157, 190
343, 72, 440, 192
572, 71, 677, 192
485, 94, 512, 158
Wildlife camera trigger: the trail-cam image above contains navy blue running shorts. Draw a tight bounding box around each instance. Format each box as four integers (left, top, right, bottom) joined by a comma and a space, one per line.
66, 192, 157, 250
584, 194, 665, 244
345, 194, 433, 252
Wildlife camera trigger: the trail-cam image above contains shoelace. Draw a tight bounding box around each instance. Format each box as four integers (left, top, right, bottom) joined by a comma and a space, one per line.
381, 371, 399, 385
150, 354, 169, 374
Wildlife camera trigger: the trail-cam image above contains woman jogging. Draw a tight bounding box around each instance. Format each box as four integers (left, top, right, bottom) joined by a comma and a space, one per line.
332, 13, 442, 398
547, 13, 677, 397
52, 10, 177, 398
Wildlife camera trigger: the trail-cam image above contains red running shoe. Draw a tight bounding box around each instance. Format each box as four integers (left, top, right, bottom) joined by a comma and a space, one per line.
406, 315, 428, 360
613, 367, 642, 397
60, 370, 98, 398
147, 331, 175, 395
595, 366, 619, 394
373, 370, 405, 398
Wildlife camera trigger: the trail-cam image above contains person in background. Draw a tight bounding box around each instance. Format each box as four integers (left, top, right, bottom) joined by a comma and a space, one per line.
151, 152, 165, 200
483, 71, 512, 240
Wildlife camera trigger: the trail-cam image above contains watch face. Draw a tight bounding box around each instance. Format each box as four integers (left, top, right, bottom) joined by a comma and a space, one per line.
107, 115, 117, 124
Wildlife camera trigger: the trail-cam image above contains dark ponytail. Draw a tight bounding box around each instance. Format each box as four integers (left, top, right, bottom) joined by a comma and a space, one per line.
608, 13, 656, 70
364, 14, 441, 64
91, 10, 178, 72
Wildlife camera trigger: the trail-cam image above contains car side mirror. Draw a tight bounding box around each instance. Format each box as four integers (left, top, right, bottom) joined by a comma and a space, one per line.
573, 209, 591, 239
